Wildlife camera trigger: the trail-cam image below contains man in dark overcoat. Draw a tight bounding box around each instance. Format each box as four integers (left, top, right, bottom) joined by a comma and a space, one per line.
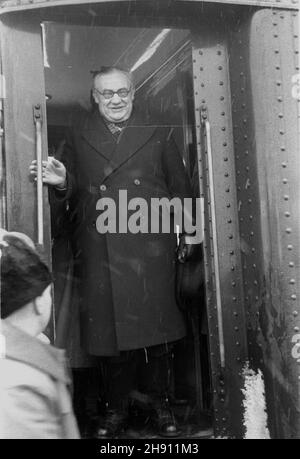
30, 67, 195, 437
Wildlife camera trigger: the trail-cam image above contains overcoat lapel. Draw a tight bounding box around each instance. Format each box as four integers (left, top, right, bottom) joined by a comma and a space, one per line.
106, 110, 157, 179
81, 111, 117, 162
81, 109, 157, 181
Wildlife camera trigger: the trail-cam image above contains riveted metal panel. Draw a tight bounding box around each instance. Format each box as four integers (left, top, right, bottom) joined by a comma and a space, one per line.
192, 29, 248, 438
228, 10, 266, 377
229, 8, 300, 438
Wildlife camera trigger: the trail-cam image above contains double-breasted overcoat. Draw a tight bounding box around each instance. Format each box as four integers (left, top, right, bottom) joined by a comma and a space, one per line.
56, 108, 193, 356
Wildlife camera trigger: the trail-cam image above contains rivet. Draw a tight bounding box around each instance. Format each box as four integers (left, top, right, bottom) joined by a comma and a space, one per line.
251, 248, 255, 252
276, 81, 282, 86
233, 311, 238, 316
228, 219, 232, 223
274, 34, 278, 38
295, 50, 299, 55
285, 212, 290, 217
276, 65, 280, 70
242, 103, 246, 108
245, 150, 249, 155
225, 172, 229, 177
223, 142, 227, 146
254, 280, 258, 285
231, 266, 235, 271
235, 327, 239, 331
226, 188, 230, 192
294, 327, 299, 332
249, 215, 253, 220
280, 130, 285, 135
244, 135, 248, 139
220, 96, 225, 101
255, 296, 259, 301
221, 112, 225, 116
293, 310, 298, 316
277, 96, 283, 102
291, 294, 297, 300
282, 162, 287, 167
253, 264, 257, 268
236, 357, 241, 362
280, 146, 285, 151
218, 66, 223, 70
283, 178, 288, 184
289, 262, 295, 267
275, 50, 279, 54
250, 231, 254, 236
230, 250, 234, 255
290, 279, 296, 285
288, 244, 293, 250
248, 198, 252, 203
202, 99, 206, 103
224, 157, 228, 161
233, 297, 237, 301
236, 342, 240, 346
200, 67, 204, 71
220, 81, 224, 86
286, 228, 292, 234
221, 127, 226, 131
232, 281, 236, 286
229, 234, 233, 239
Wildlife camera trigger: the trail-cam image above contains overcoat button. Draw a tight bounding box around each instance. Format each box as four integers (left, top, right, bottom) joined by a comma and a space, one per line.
100, 184, 107, 191
134, 179, 141, 186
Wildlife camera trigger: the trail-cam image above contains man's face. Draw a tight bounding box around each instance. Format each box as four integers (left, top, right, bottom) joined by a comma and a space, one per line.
93, 71, 134, 123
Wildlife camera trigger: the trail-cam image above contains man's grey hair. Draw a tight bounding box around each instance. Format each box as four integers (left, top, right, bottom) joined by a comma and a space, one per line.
92, 66, 134, 89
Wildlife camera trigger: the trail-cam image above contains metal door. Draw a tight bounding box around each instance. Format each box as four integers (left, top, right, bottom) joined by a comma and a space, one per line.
0, 13, 52, 317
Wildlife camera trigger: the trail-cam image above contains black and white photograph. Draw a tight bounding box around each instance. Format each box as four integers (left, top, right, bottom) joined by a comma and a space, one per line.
0, 0, 299, 442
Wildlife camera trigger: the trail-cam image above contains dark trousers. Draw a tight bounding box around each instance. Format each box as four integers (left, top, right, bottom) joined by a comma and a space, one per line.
98, 342, 175, 411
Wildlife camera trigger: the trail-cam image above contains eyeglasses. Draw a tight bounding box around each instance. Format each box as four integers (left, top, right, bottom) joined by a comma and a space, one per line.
94, 88, 131, 100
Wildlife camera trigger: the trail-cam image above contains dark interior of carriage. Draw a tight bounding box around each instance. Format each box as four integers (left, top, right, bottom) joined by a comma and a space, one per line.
43, 16, 212, 439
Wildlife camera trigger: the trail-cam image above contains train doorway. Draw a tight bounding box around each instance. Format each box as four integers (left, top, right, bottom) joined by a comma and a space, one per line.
43, 21, 212, 438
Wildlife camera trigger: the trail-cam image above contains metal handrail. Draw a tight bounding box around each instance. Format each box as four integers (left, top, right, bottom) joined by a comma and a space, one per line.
33, 105, 44, 246
201, 108, 225, 368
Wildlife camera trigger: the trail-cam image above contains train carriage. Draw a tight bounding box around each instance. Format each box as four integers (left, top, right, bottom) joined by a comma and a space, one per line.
0, 0, 299, 439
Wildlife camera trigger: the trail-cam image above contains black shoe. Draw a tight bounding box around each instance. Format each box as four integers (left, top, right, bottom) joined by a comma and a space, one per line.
95, 409, 127, 439
152, 405, 180, 437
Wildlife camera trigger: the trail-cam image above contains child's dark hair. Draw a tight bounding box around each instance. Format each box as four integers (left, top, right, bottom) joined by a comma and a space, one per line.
0, 233, 52, 319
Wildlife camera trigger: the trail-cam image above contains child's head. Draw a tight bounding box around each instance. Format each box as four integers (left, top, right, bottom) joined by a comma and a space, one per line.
0, 229, 52, 331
